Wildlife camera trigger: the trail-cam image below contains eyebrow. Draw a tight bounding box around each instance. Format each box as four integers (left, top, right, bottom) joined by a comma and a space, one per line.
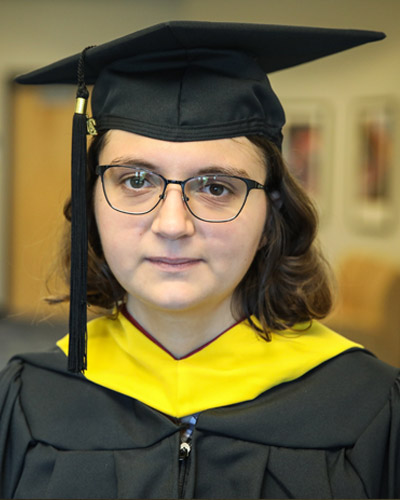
108, 156, 251, 178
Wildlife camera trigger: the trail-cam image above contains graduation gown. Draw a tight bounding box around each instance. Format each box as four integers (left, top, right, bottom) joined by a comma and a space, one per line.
0, 314, 399, 499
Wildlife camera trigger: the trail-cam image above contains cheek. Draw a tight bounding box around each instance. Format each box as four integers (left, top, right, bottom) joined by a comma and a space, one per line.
239, 205, 268, 265
239, 198, 267, 246
94, 183, 131, 258
210, 204, 267, 270
94, 181, 152, 277
94, 182, 114, 244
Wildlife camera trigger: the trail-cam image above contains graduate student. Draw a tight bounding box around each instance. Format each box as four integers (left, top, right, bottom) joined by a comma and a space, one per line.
0, 21, 399, 499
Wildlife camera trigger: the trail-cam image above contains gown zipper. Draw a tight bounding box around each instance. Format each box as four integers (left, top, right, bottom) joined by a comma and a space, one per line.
177, 413, 199, 497
178, 441, 191, 497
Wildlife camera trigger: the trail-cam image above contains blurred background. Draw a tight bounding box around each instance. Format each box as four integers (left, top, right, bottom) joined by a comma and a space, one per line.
0, 0, 399, 368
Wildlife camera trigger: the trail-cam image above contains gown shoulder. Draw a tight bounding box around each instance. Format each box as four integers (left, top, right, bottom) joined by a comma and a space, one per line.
0, 348, 399, 498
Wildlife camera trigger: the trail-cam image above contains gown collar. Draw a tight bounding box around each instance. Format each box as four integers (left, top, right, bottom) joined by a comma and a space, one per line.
57, 312, 363, 417
121, 306, 243, 360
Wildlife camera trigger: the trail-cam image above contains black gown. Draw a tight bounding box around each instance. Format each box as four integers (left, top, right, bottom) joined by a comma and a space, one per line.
0, 347, 399, 499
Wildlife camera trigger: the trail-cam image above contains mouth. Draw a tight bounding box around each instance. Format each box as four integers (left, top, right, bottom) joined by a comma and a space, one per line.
146, 256, 203, 271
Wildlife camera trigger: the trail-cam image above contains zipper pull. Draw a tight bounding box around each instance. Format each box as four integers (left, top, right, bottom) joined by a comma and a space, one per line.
179, 441, 191, 460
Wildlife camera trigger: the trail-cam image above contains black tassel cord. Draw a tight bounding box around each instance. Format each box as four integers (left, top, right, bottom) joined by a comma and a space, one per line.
68, 48, 94, 373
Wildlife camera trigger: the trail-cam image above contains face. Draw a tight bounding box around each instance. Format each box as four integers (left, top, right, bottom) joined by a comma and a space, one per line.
94, 130, 267, 319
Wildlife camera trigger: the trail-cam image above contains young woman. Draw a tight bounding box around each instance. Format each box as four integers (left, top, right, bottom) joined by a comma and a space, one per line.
1, 21, 398, 499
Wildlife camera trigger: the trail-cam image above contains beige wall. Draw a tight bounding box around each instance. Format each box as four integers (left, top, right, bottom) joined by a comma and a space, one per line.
1, 0, 399, 309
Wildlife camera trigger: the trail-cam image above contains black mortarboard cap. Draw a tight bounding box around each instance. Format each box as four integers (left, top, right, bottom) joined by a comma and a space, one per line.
15, 21, 385, 372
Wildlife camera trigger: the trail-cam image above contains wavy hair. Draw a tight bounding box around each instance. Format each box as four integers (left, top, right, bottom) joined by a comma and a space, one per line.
233, 136, 333, 338
52, 132, 333, 338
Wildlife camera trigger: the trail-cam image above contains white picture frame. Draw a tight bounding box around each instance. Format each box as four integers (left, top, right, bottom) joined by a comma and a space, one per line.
282, 99, 333, 221
347, 97, 399, 234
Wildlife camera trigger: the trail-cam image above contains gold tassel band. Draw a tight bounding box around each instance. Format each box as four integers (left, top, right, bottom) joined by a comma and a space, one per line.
75, 97, 88, 115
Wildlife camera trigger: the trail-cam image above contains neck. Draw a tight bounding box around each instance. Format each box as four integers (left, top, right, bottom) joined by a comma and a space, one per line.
125, 297, 238, 358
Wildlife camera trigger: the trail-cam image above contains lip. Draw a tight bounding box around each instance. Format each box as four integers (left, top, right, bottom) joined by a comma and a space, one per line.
145, 256, 203, 271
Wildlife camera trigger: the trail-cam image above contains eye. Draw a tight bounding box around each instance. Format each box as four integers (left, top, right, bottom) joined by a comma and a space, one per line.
195, 176, 238, 198
205, 182, 230, 196
121, 171, 155, 190
124, 175, 147, 189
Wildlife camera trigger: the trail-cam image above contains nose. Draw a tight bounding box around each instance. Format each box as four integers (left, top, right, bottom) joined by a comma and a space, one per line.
151, 184, 195, 239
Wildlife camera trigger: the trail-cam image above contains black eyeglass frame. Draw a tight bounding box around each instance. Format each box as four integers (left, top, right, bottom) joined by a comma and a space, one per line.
95, 165, 266, 223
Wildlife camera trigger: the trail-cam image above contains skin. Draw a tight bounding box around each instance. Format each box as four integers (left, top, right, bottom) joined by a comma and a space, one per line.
94, 130, 268, 358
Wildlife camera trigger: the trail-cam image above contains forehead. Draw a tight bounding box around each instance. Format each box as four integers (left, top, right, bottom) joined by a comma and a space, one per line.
98, 130, 266, 180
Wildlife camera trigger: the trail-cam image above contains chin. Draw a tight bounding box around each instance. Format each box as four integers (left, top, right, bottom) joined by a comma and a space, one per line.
147, 298, 205, 313
135, 289, 216, 314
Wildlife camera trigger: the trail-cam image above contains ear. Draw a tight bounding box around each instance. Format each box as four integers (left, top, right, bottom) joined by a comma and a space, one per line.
257, 222, 268, 250
257, 237, 267, 251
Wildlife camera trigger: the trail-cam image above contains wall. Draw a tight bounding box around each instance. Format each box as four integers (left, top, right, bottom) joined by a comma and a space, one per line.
0, 0, 399, 310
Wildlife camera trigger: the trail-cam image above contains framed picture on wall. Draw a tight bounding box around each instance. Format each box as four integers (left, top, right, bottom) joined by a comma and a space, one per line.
282, 99, 332, 220
348, 97, 399, 233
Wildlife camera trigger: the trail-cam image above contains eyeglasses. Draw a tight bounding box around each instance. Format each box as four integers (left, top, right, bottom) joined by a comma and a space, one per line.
96, 165, 265, 223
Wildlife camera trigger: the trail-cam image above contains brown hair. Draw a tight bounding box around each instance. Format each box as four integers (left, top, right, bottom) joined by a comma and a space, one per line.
53, 132, 333, 338
233, 136, 333, 338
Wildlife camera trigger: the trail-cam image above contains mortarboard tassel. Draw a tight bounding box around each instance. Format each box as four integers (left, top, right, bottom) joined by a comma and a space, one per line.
68, 48, 94, 373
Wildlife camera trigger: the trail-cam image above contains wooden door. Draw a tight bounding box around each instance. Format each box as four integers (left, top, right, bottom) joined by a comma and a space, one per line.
9, 84, 74, 321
